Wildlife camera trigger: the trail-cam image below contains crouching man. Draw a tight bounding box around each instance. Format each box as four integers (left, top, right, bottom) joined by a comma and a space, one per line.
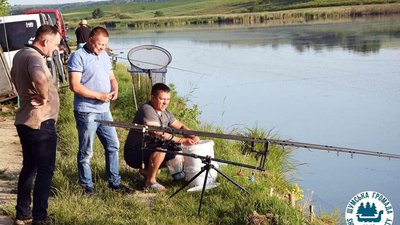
124, 83, 200, 191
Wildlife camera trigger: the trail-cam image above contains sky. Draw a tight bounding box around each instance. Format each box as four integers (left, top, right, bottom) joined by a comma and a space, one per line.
9, 0, 106, 6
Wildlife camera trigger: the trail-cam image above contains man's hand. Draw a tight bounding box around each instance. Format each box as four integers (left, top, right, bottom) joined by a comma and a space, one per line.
97, 92, 114, 102
110, 91, 118, 101
191, 136, 200, 143
30, 95, 47, 108
182, 136, 200, 146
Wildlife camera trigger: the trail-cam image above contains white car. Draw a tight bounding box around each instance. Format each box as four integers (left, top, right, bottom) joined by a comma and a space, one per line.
0, 13, 66, 88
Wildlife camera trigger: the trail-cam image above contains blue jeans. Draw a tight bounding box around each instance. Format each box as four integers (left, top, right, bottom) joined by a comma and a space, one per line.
74, 111, 121, 188
15, 120, 56, 221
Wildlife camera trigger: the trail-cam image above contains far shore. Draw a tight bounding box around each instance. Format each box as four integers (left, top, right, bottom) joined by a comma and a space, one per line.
65, 3, 400, 30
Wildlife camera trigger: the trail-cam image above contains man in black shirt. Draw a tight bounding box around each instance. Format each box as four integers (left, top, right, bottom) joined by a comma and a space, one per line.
75, 19, 90, 49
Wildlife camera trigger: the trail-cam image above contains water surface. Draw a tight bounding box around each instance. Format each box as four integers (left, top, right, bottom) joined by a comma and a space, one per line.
107, 16, 400, 214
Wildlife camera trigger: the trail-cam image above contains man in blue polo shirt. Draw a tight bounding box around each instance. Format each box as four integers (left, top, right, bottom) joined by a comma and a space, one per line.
68, 27, 132, 194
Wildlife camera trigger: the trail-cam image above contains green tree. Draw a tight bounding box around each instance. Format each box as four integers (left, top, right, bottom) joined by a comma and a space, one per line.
92, 8, 104, 19
0, 0, 11, 16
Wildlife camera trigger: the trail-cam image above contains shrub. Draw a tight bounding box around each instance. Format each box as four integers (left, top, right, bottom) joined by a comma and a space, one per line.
154, 10, 164, 17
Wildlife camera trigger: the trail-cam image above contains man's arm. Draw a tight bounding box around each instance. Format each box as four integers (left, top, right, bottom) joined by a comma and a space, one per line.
109, 71, 118, 100
170, 120, 200, 145
143, 120, 199, 146
30, 66, 49, 107
69, 71, 113, 102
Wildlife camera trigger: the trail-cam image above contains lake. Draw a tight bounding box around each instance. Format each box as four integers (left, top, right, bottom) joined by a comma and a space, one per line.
106, 16, 400, 214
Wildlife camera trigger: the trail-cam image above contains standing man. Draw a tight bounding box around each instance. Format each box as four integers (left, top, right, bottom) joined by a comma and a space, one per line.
11, 25, 61, 225
124, 83, 200, 191
68, 27, 132, 194
75, 19, 90, 49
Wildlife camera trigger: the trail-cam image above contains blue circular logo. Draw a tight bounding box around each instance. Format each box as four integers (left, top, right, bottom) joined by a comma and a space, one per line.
345, 191, 394, 225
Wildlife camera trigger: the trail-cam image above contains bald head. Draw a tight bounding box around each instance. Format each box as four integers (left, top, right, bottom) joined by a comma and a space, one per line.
89, 26, 109, 39
87, 26, 110, 55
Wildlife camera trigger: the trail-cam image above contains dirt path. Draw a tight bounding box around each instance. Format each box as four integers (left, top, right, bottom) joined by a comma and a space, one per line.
0, 115, 21, 225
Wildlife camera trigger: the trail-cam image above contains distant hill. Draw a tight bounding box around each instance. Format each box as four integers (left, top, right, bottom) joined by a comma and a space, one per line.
11, 0, 400, 27
12, 1, 108, 14
11, 0, 173, 14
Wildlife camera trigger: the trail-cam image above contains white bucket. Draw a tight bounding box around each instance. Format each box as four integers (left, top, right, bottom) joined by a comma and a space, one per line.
182, 140, 218, 188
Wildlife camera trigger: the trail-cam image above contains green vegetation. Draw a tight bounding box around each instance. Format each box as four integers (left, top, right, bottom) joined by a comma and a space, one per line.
1, 64, 339, 224
253, 0, 400, 11
92, 8, 105, 19
60, 0, 400, 29
0, 0, 10, 16
1, 1, 396, 223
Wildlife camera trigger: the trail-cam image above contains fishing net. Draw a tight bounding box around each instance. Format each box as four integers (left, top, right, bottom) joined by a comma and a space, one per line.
127, 45, 172, 70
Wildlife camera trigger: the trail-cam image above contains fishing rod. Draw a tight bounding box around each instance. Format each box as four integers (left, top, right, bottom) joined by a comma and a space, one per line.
96, 120, 400, 160
114, 55, 209, 76
97, 119, 269, 170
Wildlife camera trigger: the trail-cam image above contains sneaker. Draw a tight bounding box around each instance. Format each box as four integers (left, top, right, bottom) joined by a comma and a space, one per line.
83, 186, 94, 195
32, 217, 51, 225
144, 182, 166, 192
172, 171, 186, 182
109, 184, 134, 194
14, 218, 33, 225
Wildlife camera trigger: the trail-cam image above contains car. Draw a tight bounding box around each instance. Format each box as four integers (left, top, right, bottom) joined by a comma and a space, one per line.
0, 46, 17, 102
0, 13, 67, 87
0, 14, 49, 69
23, 9, 67, 40
24, 9, 71, 63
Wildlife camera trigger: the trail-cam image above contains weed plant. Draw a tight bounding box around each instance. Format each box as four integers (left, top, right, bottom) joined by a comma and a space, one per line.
0, 64, 338, 224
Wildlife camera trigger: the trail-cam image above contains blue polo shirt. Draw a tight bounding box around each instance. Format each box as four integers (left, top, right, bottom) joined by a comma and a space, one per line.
68, 45, 112, 113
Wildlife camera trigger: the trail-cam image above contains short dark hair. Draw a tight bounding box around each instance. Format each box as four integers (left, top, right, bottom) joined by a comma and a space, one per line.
89, 26, 109, 39
34, 25, 59, 41
151, 83, 170, 96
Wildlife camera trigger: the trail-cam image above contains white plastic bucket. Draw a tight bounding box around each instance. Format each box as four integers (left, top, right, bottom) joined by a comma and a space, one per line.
182, 140, 218, 188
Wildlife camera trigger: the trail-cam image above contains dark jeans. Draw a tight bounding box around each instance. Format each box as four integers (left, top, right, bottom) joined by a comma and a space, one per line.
15, 120, 57, 221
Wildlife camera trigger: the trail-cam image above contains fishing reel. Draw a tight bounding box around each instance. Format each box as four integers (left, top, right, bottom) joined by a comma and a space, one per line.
145, 135, 182, 152
162, 139, 182, 152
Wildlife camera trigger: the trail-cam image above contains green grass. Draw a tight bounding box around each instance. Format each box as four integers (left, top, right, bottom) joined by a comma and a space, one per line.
62, 0, 249, 21
0, 64, 338, 224
62, 0, 400, 19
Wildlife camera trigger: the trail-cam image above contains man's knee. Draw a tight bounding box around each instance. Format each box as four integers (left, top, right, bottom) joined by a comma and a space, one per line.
151, 151, 166, 159
106, 142, 120, 152
37, 162, 55, 175
78, 149, 93, 164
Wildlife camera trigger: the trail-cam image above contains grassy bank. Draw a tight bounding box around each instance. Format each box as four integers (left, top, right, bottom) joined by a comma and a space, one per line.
1, 64, 339, 224
61, 0, 400, 29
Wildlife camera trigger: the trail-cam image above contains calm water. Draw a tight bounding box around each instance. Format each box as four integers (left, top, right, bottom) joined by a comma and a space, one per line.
107, 16, 400, 214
